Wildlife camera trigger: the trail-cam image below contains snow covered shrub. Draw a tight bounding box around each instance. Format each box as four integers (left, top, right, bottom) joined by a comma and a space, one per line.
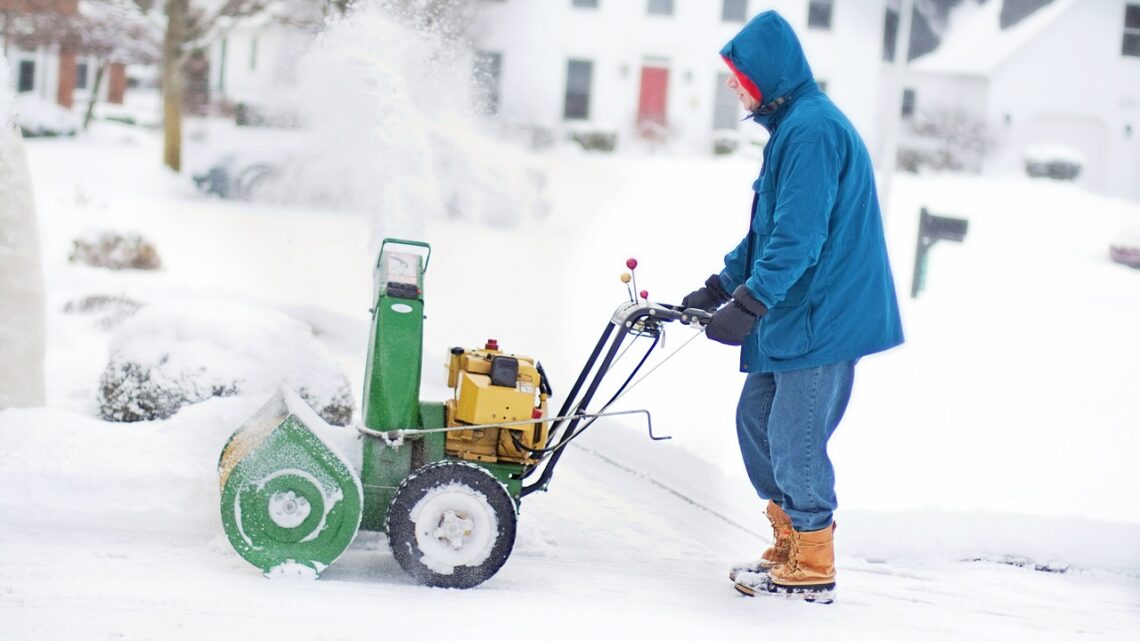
713, 132, 740, 156
97, 304, 354, 424
15, 96, 78, 138
908, 107, 992, 172
69, 231, 162, 271
570, 131, 617, 152
63, 295, 143, 330
1024, 144, 1084, 181
896, 147, 924, 173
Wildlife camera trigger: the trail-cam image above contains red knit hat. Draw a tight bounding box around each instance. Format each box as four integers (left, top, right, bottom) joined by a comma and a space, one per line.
721, 55, 762, 104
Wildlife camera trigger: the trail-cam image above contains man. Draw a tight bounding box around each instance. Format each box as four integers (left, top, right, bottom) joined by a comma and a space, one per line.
682, 11, 903, 603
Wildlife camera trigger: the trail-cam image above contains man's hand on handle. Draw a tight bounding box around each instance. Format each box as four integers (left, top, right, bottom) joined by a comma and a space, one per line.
706, 285, 768, 346
682, 274, 732, 312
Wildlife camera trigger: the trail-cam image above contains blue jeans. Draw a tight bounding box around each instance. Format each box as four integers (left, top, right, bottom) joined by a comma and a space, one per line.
735, 361, 856, 532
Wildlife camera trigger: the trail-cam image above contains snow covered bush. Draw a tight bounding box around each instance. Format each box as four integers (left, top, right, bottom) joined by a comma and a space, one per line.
69, 231, 162, 270
63, 295, 143, 330
570, 130, 618, 152
1024, 144, 1084, 181
907, 107, 992, 172
97, 304, 354, 425
713, 130, 740, 155
14, 95, 79, 138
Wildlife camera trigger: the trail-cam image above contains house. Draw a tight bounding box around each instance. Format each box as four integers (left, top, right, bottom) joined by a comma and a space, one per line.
1, 0, 130, 109
208, 1, 897, 155
206, 14, 312, 116
902, 0, 1140, 200
471, 0, 891, 154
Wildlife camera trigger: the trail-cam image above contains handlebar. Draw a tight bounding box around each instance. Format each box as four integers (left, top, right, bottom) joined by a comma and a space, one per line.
609, 300, 713, 330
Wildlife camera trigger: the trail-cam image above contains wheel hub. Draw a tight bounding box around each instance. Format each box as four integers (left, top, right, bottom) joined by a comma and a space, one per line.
434, 509, 475, 549
268, 490, 311, 529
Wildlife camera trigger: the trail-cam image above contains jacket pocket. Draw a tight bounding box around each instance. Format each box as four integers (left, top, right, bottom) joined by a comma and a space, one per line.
751, 185, 775, 233
759, 301, 813, 359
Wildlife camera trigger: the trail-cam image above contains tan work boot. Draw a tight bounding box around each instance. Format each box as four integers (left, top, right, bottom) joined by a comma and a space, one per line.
727, 501, 793, 581
735, 524, 836, 604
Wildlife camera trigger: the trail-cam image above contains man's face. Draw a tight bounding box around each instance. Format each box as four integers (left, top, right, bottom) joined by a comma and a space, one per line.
726, 74, 760, 112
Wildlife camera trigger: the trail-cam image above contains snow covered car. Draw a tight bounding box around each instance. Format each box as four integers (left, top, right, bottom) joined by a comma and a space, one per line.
1109, 227, 1140, 268
192, 154, 281, 200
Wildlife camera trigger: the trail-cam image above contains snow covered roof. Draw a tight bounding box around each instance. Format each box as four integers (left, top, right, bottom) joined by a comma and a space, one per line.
909, 0, 1082, 75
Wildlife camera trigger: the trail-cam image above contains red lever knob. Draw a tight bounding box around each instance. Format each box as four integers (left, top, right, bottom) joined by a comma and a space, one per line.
626, 258, 638, 270
485, 339, 499, 351
639, 290, 649, 300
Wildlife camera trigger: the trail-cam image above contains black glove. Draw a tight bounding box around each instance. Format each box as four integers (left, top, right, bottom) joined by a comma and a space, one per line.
681, 274, 732, 312
706, 285, 768, 346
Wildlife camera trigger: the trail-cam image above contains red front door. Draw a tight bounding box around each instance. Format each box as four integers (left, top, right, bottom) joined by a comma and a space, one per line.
638, 66, 669, 127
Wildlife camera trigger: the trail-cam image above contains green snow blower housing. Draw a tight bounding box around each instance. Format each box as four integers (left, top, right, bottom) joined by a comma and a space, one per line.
219, 239, 701, 588
218, 239, 548, 588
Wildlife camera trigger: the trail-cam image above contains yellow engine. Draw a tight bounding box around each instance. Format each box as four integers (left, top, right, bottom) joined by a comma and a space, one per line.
444, 339, 550, 465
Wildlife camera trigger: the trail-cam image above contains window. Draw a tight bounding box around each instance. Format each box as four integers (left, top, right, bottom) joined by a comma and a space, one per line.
901, 88, 916, 119
564, 59, 593, 120
75, 61, 89, 90
882, 7, 899, 61
722, 0, 747, 22
17, 60, 35, 93
572, 0, 598, 7
808, 0, 833, 30
713, 72, 739, 130
1124, 4, 1140, 58
648, 0, 673, 16
474, 51, 502, 115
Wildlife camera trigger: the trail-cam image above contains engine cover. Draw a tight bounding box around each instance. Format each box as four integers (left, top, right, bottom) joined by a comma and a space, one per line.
444, 343, 549, 465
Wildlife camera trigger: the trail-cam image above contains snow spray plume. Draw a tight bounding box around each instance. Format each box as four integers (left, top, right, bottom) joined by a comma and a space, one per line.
279, 2, 543, 251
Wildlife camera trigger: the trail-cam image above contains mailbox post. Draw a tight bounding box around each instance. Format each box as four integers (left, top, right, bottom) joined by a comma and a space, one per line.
911, 207, 969, 299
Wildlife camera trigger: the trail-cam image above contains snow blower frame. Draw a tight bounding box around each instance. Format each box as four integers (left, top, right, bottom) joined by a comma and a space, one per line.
217, 239, 710, 588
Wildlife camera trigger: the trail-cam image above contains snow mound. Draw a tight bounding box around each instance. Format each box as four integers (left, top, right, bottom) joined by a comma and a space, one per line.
0, 52, 13, 128
97, 303, 354, 425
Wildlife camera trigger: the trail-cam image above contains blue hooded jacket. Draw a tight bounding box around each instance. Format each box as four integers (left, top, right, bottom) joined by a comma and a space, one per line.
718, 11, 903, 373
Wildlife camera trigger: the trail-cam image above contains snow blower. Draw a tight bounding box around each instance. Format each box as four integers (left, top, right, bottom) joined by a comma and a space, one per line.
218, 239, 710, 588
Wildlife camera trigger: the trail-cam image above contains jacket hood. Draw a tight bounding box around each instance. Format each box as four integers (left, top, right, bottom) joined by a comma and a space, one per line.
720, 11, 815, 110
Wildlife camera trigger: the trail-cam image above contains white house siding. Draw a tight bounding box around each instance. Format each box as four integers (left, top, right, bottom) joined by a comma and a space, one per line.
985, 0, 1140, 199
210, 26, 306, 106
800, 0, 888, 150
472, 0, 888, 154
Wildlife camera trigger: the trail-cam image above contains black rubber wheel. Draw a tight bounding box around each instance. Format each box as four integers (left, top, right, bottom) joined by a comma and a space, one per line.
385, 460, 517, 589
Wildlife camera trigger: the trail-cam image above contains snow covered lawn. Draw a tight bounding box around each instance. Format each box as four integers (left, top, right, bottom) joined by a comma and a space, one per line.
2, 123, 1138, 640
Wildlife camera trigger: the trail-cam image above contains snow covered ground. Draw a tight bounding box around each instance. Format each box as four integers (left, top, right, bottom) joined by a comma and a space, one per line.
2, 121, 1139, 640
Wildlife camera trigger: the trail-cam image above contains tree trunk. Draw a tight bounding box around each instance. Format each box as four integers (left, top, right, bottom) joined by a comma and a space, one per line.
83, 60, 107, 131
162, 0, 186, 172
0, 125, 47, 409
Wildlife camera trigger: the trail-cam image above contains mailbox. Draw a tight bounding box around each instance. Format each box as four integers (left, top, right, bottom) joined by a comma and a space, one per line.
911, 207, 969, 299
